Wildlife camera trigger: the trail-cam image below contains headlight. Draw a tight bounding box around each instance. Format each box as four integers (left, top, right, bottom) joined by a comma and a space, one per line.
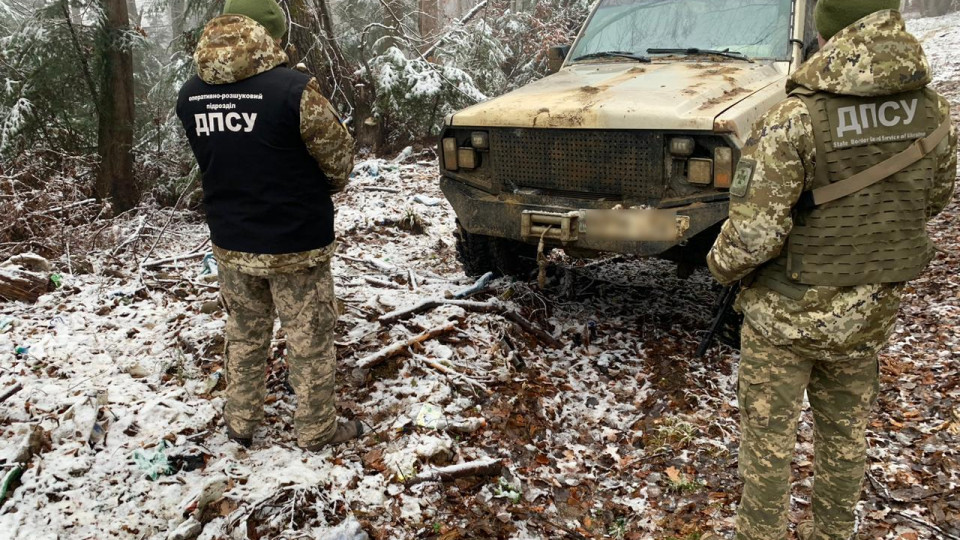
669, 137, 695, 157
687, 158, 713, 184
714, 147, 733, 188
457, 148, 478, 169
471, 131, 490, 149
442, 137, 458, 171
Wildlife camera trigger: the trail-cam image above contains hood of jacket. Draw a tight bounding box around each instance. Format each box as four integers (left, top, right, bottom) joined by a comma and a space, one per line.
788, 9, 931, 97
194, 14, 288, 85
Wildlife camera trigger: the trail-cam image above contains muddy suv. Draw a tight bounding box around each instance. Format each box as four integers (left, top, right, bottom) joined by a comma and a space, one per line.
440, 0, 817, 277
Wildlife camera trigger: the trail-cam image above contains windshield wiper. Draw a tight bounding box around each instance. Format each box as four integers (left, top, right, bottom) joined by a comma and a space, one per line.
646, 48, 753, 62
572, 50, 651, 63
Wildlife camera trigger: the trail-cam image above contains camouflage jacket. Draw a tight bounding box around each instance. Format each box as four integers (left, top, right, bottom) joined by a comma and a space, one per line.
707, 10, 957, 358
193, 15, 354, 273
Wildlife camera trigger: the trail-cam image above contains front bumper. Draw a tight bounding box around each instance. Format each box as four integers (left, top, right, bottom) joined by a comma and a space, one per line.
441, 177, 729, 256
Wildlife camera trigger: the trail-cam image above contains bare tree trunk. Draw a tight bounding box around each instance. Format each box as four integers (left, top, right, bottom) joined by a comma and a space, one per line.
96, 0, 138, 212
418, 0, 441, 45
286, 0, 385, 150
126, 0, 141, 27
168, 0, 185, 40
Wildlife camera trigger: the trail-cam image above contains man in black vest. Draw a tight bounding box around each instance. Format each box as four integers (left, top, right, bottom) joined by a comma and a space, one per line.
176, 0, 358, 451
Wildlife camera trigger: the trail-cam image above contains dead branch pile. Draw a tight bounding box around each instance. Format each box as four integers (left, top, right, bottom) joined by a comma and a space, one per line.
0, 151, 105, 260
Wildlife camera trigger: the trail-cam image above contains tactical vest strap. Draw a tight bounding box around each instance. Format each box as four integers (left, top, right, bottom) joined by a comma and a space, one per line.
796, 117, 950, 209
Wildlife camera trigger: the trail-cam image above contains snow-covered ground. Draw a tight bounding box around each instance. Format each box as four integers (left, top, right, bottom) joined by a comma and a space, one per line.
1, 11, 959, 540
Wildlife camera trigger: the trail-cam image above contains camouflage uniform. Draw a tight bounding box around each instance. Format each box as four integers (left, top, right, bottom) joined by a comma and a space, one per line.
707, 10, 957, 540
191, 15, 355, 448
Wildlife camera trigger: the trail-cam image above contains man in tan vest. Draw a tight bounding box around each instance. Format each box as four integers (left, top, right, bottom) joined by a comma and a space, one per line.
706, 1, 957, 538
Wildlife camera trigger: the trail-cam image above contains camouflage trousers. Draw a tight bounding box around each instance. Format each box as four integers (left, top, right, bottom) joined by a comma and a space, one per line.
735, 323, 879, 540
218, 259, 339, 448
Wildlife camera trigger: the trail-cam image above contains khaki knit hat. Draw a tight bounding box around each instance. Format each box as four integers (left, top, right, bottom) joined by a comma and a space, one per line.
223, 0, 287, 39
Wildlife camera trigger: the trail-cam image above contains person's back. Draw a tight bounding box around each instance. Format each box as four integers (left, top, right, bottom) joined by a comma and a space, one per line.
706, 1, 956, 538
176, 0, 360, 451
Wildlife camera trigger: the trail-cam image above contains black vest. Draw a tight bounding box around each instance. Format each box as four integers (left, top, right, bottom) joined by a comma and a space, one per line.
176, 67, 334, 254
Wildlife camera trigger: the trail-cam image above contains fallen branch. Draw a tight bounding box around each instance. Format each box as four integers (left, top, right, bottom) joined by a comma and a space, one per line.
140, 251, 207, 269
379, 299, 499, 325
412, 354, 491, 396
365, 276, 402, 289
361, 186, 400, 193
404, 458, 502, 486
503, 310, 563, 349
452, 271, 493, 299
357, 322, 458, 369
891, 511, 960, 540
379, 296, 562, 348
0, 382, 22, 404
341, 255, 397, 274
47, 198, 98, 214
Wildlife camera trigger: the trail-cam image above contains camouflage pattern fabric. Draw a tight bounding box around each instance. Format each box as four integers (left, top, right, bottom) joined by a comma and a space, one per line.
301, 78, 354, 192
218, 258, 339, 448
707, 9, 957, 539
737, 324, 879, 540
194, 15, 289, 85
707, 9, 957, 357
213, 243, 336, 277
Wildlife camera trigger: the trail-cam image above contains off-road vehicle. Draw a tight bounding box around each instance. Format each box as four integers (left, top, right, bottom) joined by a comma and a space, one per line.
439, 0, 817, 277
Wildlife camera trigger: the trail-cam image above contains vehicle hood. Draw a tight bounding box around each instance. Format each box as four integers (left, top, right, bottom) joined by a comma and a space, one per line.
449, 61, 787, 131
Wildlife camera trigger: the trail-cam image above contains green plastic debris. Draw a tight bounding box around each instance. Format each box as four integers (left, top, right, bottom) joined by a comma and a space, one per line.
50, 273, 63, 289
0, 466, 23, 502
133, 441, 173, 480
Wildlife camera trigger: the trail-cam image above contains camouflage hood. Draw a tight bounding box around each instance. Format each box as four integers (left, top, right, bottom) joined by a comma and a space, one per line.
194, 14, 288, 85
788, 10, 931, 97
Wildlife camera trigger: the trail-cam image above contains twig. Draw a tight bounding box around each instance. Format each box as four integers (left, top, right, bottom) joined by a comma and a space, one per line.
891, 511, 960, 540
452, 271, 493, 299
140, 251, 207, 269
364, 276, 401, 289
412, 354, 491, 396
404, 458, 502, 486
379, 297, 561, 348
356, 322, 458, 369
0, 382, 22, 404
361, 186, 400, 193
408, 269, 418, 292
502, 311, 563, 349
379, 299, 499, 325
340, 255, 397, 274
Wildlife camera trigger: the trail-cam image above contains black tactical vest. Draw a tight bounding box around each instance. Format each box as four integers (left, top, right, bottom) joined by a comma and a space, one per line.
176, 67, 334, 255
754, 86, 940, 297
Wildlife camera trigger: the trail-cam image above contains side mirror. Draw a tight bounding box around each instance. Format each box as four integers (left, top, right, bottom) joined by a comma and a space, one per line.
547, 45, 571, 74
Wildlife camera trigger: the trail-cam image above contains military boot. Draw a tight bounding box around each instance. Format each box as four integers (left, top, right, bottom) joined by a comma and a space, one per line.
303, 420, 364, 451
226, 426, 253, 448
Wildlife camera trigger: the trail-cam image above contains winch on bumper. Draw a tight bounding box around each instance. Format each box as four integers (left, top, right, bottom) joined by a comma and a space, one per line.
441, 177, 729, 257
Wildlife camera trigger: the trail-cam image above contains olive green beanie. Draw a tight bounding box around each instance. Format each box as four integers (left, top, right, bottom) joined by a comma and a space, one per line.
223, 0, 287, 39
815, 0, 901, 41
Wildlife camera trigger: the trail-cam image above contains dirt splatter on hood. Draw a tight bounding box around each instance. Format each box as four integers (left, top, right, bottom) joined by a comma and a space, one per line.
788, 10, 931, 97
194, 14, 288, 85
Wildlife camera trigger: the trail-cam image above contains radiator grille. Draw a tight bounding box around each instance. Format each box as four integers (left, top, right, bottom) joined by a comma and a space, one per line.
490, 129, 665, 201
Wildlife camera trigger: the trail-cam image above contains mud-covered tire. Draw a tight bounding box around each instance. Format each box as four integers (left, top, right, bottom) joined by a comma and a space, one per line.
455, 220, 495, 276
489, 237, 539, 279
455, 220, 539, 278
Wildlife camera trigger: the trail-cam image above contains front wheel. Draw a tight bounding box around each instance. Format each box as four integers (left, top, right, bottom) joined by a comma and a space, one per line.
455, 220, 538, 278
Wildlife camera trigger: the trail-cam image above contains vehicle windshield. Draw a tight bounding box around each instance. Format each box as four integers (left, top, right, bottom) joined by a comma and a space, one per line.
570, 0, 794, 63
